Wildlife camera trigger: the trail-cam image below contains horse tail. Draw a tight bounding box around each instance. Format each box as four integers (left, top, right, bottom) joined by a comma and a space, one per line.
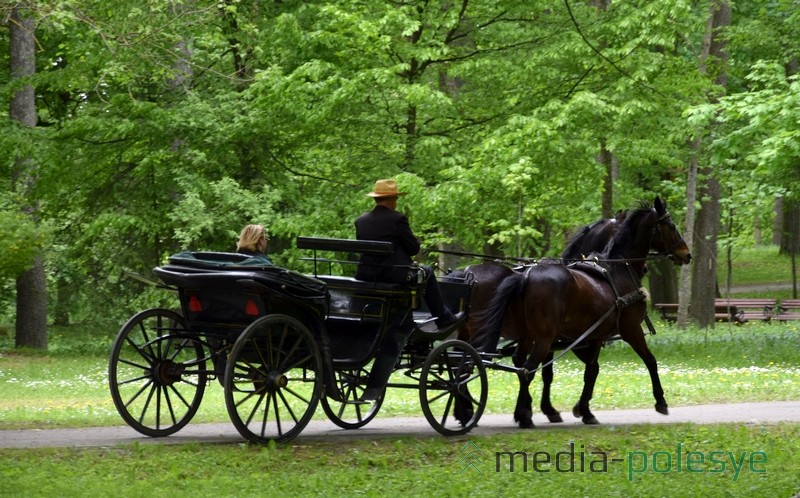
472, 272, 527, 353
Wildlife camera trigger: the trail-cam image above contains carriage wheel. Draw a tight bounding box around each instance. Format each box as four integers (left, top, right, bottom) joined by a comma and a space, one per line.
224, 314, 322, 444
419, 339, 487, 436
108, 308, 207, 437
320, 366, 384, 429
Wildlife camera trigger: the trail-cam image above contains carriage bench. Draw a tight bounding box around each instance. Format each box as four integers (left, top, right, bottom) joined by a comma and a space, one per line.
653, 303, 741, 323
775, 299, 800, 322
296, 236, 472, 330
297, 236, 423, 322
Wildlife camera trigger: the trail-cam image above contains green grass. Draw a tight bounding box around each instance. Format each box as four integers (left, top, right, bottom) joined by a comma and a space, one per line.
0, 245, 798, 496
1, 320, 798, 430
719, 245, 797, 298
1, 424, 798, 496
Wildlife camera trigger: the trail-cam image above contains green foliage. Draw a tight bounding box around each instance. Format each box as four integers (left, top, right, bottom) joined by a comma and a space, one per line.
0, 193, 50, 279
0, 0, 796, 325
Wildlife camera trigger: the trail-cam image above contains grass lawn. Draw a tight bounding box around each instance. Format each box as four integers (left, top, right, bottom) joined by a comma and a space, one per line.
1, 423, 798, 497
0, 245, 798, 496
0, 320, 798, 430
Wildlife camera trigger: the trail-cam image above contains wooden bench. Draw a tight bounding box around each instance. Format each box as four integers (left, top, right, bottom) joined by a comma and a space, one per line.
653, 303, 741, 323
715, 299, 777, 323
775, 299, 800, 322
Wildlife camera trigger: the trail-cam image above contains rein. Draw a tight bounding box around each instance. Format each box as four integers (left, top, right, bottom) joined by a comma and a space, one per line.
519, 304, 617, 378
517, 256, 653, 379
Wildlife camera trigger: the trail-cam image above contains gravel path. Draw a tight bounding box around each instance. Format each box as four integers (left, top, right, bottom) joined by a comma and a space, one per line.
1, 400, 797, 449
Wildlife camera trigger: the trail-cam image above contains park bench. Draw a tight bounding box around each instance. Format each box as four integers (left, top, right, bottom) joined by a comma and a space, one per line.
715, 298, 777, 323
653, 302, 741, 323
775, 299, 800, 322
654, 298, 779, 324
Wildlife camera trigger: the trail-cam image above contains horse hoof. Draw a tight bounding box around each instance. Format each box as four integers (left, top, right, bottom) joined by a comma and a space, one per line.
582, 416, 599, 425
656, 403, 669, 415
546, 413, 563, 423
572, 405, 581, 419
518, 418, 535, 429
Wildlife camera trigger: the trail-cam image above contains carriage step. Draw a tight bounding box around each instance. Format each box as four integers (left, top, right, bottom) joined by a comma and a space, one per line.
414, 317, 438, 332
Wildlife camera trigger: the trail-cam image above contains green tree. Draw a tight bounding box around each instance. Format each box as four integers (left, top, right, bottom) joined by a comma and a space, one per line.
4, 1, 47, 348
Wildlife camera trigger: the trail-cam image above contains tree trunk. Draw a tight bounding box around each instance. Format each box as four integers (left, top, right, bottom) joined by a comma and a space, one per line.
773, 197, 784, 246
16, 256, 48, 349
686, 0, 730, 328
10, 4, 48, 349
690, 176, 722, 327
677, 146, 699, 328
598, 139, 616, 219
53, 277, 72, 327
648, 259, 678, 306
779, 194, 800, 298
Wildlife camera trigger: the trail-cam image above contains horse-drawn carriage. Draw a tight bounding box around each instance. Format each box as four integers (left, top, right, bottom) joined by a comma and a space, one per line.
108, 237, 487, 444
109, 197, 691, 443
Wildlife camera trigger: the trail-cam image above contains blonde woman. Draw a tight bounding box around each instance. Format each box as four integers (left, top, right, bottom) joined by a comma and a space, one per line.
236, 224, 273, 265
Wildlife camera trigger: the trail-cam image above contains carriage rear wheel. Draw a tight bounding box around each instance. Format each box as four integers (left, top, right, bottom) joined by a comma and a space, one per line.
108, 308, 207, 437
321, 365, 384, 429
419, 339, 487, 436
224, 314, 322, 444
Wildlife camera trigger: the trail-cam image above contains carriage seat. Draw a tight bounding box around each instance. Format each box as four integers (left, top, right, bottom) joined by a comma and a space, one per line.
297, 237, 422, 289
167, 250, 272, 269
317, 274, 408, 292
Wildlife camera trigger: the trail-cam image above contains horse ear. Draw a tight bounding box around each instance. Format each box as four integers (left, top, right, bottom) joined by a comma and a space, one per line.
654, 196, 666, 213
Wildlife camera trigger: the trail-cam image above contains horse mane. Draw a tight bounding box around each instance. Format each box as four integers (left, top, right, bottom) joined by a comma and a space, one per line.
562, 209, 630, 261
593, 202, 654, 259
561, 223, 595, 260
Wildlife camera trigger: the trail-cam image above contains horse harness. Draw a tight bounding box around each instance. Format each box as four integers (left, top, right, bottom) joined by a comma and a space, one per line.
516, 259, 652, 378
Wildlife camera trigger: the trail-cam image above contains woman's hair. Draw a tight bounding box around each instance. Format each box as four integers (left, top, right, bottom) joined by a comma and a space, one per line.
237, 224, 267, 253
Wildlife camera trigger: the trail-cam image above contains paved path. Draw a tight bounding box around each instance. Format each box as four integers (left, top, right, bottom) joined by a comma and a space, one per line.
1, 401, 798, 449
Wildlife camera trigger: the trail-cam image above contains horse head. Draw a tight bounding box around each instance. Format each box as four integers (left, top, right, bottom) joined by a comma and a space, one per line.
650, 197, 691, 265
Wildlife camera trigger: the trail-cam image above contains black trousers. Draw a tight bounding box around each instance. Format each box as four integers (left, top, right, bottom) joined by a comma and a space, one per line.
365, 266, 454, 391
420, 265, 454, 323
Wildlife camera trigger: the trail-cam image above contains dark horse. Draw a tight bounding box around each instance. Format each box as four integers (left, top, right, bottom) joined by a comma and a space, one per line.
454, 210, 627, 423
473, 197, 691, 428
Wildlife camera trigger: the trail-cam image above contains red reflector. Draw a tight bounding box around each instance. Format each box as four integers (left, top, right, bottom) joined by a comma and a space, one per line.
188, 296, 202, 313
245, 299, 260, 316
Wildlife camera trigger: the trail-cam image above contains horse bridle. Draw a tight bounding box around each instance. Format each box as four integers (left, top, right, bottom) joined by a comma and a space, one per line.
651, 210, 685, 258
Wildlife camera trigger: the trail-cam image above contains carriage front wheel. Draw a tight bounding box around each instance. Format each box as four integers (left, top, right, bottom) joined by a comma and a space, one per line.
108, 308, 207, 437
419, 339, 487, 436
223, 314, 322, 444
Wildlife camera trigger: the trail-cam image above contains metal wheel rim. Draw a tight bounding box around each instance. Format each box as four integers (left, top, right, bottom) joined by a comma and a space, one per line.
108, 308, 207, 437
321, 366, 384, 429
223, 314, 322, 444
419, 339, 487, 436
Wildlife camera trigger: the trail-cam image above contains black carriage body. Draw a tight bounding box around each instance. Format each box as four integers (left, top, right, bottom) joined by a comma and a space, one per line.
296, 237, 475, 366
319, 275, 416, 368
110, 240, 485, 444
154, 251, 329, 333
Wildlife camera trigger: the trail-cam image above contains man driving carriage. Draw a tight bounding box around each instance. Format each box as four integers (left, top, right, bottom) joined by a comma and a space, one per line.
355, 179, 465, 400
355, 179, 464, 329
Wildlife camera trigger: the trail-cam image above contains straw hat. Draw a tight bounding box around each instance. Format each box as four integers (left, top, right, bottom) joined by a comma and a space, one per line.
366, 179, 406, 198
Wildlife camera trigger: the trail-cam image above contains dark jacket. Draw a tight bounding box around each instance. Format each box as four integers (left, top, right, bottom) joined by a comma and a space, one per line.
354, 205, 421, 283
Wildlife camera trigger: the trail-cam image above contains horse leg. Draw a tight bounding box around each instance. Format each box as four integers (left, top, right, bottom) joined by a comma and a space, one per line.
512, 347, 535, 428
624, 330, 669, 415
514, 341, 554, 429
570, 344, 602, 425
539, 352, 563, 423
